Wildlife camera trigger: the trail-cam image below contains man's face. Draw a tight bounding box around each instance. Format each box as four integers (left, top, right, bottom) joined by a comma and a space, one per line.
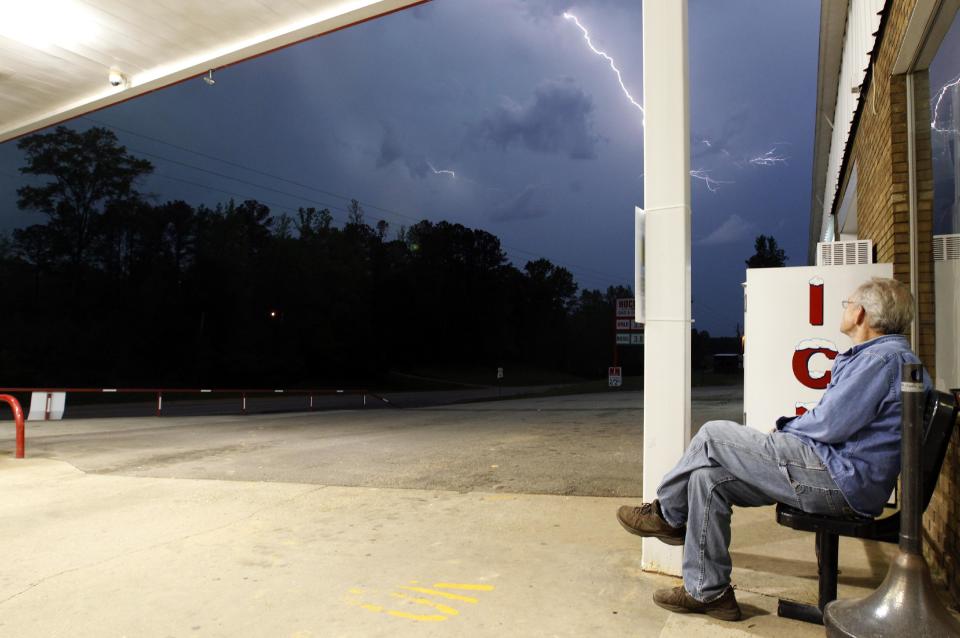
840, 296, 860, 337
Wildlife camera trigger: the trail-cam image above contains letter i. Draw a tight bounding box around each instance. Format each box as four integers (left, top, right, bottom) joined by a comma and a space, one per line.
809, 277, 824, 326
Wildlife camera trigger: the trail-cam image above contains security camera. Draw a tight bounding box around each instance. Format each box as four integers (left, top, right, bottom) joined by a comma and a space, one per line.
108, 69, 125, 87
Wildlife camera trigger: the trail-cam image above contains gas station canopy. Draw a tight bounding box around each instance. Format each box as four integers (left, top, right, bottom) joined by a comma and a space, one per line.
0, 0, 425, 143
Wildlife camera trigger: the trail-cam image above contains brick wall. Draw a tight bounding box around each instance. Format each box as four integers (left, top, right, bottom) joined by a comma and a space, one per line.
846, 0, 959, 605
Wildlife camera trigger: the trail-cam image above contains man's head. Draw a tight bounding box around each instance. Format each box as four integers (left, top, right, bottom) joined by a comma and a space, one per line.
840, 277, 914, 343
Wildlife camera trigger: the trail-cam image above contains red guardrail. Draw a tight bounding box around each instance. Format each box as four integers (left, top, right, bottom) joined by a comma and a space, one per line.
0, 394, 25, 458
0, 387, 391, 419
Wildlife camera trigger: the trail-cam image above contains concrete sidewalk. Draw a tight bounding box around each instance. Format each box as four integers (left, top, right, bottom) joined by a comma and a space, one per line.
5, 391, 952, 636
1, 456, 896, 638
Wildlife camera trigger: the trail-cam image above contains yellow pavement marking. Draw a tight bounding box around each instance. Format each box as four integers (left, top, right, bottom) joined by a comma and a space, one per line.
347, 580, 494, 623
386, 610, 448, 622
433, 583, 495, 591
399, 586, 478, 603
391, 592, 460, 616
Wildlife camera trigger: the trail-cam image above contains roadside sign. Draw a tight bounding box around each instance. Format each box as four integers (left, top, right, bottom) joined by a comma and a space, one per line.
615, 299, 644, 335
608, 366, 622, 387
497, 367, 504, 379
614, 299, 643, 354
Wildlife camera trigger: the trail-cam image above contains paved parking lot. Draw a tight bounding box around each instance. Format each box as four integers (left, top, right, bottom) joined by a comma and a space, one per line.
0, 388, 913, 637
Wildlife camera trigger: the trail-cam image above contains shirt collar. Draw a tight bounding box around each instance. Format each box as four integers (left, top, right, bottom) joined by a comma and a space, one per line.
842, 333, 908, 357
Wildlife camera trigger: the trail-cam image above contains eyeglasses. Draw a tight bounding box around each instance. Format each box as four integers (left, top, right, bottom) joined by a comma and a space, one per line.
841, 300, 858, 309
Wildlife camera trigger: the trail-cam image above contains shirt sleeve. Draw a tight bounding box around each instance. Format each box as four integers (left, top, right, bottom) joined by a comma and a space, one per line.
781, 353, 894, 444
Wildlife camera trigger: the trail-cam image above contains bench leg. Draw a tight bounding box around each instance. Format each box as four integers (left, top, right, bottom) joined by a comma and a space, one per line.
817, 530, 839, 609
777, 531, 839, 625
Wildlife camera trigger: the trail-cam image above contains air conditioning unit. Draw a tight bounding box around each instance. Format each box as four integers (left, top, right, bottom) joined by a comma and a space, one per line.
933, 233, 960, 262
816, 239, 873, 266
934, 234, 960, 391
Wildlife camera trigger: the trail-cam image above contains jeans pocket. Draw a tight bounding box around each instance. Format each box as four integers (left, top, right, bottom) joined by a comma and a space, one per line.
786, 464, 845, 516
786, 463, 838, 491
791, 483, 844, 516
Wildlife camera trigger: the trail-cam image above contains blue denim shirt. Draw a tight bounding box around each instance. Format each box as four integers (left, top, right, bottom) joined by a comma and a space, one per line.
777, 334, 931, 517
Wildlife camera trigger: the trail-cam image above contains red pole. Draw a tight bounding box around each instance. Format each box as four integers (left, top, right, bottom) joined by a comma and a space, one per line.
0, 394, 25, 459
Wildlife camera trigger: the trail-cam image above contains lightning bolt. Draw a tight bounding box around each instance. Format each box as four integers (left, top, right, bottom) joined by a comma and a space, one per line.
563, 12, 644, 124
931, 74, 960, 135
565, 13, 734, 194
749, 147, 789, 166
690, 169, 733, 193
427, 162, 456, 178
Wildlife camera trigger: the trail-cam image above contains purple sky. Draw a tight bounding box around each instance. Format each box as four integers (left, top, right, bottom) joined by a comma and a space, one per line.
0, 0, 821, 336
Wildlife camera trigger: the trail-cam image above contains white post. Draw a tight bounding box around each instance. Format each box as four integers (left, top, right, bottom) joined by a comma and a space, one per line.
640, 0, 691, 576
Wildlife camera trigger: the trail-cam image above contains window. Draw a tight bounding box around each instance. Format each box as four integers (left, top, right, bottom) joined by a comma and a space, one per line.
928, 12, 960, 235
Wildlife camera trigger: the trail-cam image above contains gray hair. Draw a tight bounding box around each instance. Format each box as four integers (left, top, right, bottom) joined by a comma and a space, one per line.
851, 277, 914, 335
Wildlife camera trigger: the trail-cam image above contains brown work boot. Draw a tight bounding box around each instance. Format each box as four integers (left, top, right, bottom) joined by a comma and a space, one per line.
616, 500, 685, 545
652, 585, 742, 621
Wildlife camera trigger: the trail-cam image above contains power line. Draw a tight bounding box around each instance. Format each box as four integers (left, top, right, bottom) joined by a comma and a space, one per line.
82, 116, 366, 209
130, 147, 356, 219
150, 172, 334, 221
80, 116, 628, 286
692, 298, 742, 332
79, 116, 621, 284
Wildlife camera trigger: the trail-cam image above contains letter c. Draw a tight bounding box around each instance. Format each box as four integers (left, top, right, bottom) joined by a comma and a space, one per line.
792, 348, 837, 390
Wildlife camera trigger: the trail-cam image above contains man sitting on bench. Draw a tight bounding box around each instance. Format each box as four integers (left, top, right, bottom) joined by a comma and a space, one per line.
616, 277, 931, 621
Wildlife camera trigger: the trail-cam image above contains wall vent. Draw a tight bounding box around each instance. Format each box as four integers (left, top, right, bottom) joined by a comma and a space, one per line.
933, 234, 960, 262
816, 239, 872, 266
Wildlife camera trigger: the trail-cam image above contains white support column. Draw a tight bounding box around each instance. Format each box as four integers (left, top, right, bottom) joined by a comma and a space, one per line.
640, 0, 691, 576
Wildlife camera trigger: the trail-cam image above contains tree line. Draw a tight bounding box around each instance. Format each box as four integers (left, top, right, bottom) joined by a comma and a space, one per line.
0, 126, 742, 388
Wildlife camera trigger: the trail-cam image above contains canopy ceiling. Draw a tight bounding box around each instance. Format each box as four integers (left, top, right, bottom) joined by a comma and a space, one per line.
0, 0, 425, 143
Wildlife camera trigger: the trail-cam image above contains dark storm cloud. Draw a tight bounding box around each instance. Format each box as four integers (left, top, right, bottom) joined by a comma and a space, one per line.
696, 214, 755, 247
375, 123, 403, 167
692, 109, 749, 161
490, 183, 547, 222
471, 79, 602, 160
0, 0, 820, 337
518, 0, 636, 22
375, 122, 430, 179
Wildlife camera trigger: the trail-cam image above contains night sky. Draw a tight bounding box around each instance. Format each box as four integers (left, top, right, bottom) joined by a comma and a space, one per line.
0, 0, 820, 336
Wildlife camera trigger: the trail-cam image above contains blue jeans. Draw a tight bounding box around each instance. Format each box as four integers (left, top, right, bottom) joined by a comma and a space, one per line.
656, 420, 855, 602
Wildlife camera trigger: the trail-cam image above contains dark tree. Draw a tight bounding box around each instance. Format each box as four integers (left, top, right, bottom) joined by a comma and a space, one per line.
16, 126, 153, 269
524, 258, 577, 311
4, 127, 659, 386
745, 234, 787, 268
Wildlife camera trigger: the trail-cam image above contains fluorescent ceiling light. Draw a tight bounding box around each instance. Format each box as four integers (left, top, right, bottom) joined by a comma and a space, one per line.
0, 0, 99, 50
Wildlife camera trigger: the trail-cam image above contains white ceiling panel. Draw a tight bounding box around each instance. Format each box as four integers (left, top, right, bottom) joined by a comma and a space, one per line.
0, 0, 426, 143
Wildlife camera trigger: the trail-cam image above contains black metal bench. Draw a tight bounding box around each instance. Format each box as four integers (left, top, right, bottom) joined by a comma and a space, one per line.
774, 389, 959, 625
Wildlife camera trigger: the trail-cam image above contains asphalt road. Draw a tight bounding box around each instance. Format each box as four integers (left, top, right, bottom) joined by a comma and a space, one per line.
6, 387, 743, 497
39, 385, 562, 419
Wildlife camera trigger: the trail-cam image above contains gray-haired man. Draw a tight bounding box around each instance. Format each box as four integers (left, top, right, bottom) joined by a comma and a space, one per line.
617, 277, 930, 621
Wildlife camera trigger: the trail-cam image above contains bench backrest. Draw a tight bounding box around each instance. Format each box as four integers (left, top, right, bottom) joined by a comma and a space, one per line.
921, 390, 959, 512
